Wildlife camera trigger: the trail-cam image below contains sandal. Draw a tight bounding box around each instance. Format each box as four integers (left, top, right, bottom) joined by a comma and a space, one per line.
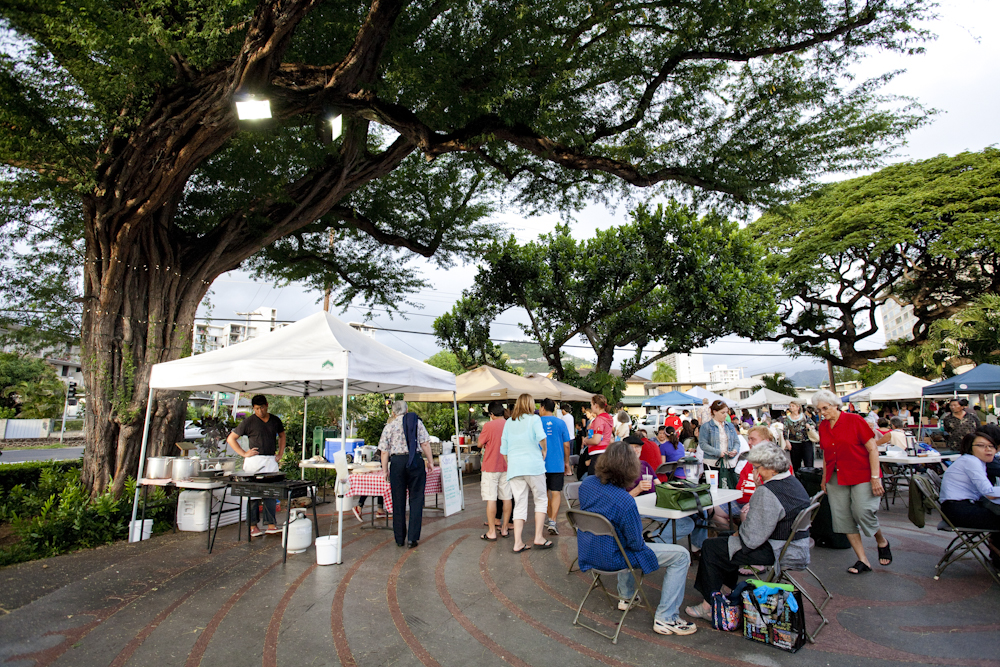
513, 544, 532, 553
847, 560, 872, 574
480, 533, 497, 541
534, 540, 554, 550
877, 541, 892, 566
499, 531, 509, 538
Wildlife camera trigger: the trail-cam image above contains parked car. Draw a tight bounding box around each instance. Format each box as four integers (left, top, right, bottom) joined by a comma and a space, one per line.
183, 420, 206, 441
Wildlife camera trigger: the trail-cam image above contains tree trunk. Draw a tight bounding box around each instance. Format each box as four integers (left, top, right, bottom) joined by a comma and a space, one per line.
80, 211, 209, 497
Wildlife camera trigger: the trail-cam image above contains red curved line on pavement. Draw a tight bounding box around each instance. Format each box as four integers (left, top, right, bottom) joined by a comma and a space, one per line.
478, 542, 633, 667
330, 536, 396, 667
185, 556, 283, 667
9, 539, 242, 667
263, 563, 318, 667
434, 535, 532, 667
383, 517, 481, 667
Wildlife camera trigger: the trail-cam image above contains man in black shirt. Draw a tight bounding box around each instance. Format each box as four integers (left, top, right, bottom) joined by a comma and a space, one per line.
227, 395, 286, 537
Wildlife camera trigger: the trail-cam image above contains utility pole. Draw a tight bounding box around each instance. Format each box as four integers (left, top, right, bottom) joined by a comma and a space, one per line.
232, 310, 254, 418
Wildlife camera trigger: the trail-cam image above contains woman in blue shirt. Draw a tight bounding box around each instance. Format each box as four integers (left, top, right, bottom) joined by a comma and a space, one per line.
939, 430, 1000, 570
577, 441, 697, 636
500, 393, 552, 553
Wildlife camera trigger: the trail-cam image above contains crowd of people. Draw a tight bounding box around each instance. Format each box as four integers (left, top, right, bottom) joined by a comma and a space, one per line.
361, 389, 998, 641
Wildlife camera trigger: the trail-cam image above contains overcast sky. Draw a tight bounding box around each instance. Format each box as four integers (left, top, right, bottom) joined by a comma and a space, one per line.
199, 0, 1000, 378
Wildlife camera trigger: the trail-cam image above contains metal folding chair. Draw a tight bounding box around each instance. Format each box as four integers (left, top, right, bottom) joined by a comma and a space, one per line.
564, 481, 582, 573
565, 509, 653, 644
912, 475, 1000, 585
762, 494, 832, 643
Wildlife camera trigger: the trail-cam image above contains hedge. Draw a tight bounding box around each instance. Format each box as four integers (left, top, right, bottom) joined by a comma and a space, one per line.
0, 459, 82, 495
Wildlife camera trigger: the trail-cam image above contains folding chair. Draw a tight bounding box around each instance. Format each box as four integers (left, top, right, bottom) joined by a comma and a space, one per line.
564, 481, 582, 573
565, 509, 653, 644
762, 494, 832, 643
912, 475, 1000, 586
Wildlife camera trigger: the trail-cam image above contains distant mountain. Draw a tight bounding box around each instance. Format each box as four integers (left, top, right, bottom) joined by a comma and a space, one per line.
499, 342, 592, 375
787, 369, 829, 388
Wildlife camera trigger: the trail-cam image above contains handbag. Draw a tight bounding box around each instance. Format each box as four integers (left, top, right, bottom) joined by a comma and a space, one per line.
718, 456, 739, 490
654, 480, 712, 515
711, 581, 751, 631
741, 579, 807, 653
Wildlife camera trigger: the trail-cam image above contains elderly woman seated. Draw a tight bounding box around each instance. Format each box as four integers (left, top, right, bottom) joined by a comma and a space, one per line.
684, 442, 812, 622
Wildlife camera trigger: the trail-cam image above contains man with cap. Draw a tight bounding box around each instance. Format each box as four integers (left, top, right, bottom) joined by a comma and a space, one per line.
664, 407, 682, 432
227, 395, 285, 537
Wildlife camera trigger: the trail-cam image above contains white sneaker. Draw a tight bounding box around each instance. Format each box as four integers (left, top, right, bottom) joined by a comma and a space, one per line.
617, 597, 638, 611
654, 618, 697, 636
351, 506, 364, 523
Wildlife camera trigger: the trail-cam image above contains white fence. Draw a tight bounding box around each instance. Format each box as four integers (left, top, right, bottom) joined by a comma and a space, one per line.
0, 419, 53, 439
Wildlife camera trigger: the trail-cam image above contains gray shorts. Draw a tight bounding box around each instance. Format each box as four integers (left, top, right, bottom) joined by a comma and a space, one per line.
826, 471, 880, 536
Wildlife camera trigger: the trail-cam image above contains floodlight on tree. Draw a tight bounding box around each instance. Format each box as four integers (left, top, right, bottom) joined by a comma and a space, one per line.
331, 113, 343, 140
235, 95, 272, 120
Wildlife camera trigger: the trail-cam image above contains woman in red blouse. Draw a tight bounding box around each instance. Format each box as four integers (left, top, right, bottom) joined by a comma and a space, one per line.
811, 390, 891, 574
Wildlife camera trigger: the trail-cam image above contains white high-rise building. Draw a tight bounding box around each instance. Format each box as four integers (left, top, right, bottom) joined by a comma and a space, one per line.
880, 297, 917, 342
709, 364, 743, 385
665, 352, 710, 383
193, 307, 281, 354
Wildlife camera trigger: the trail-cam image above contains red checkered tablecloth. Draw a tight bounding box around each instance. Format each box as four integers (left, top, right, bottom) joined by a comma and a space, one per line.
347, 466, 442, 515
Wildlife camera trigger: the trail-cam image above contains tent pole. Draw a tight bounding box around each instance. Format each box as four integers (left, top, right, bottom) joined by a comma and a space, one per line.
338, 352, 349, 563
453, 390, 463, 510
129, 386, 156, 540
301, 382, 309, 481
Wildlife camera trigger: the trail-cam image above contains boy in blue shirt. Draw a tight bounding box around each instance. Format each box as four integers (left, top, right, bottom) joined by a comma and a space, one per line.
539, 398, 572, 535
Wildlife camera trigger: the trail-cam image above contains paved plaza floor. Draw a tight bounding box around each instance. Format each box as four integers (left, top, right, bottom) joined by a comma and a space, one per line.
1, 480, 998, 667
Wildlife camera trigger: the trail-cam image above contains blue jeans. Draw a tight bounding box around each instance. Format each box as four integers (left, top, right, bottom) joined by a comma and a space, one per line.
642, 515, 708, 549
618, 542, 690, 623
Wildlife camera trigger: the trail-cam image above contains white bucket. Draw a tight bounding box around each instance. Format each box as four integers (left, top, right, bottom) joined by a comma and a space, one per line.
129, 519, 153, 542
315, 535, 340, 565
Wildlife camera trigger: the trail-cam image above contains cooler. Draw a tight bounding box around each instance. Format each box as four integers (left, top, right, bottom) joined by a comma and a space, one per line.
325, 437, 365, 460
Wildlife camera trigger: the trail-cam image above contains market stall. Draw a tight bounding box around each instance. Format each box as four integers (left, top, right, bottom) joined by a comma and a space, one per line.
133, 311, 459, 563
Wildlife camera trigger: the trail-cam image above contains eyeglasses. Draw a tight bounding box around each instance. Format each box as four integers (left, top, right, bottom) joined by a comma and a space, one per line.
972, 443, 997, 451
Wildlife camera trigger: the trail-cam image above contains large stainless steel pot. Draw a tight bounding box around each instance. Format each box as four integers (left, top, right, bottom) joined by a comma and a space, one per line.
146, 457, 174, 479
172, 457, 201, 481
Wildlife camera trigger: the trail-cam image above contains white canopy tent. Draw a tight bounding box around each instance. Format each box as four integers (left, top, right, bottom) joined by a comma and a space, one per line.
132, 311, 458, 554
686, 386, 735, 407
736, 387, 800, 410
843, 371, 932, 403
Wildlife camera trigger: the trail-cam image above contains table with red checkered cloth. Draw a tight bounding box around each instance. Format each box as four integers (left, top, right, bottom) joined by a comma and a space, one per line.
347, 466, 442, 515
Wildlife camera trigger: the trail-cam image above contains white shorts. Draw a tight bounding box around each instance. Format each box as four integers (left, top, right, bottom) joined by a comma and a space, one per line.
481, 471, 512, 501
507, 474, 548, 521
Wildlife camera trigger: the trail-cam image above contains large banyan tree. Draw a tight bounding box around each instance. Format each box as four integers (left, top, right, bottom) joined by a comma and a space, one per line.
0, 0, 932, 494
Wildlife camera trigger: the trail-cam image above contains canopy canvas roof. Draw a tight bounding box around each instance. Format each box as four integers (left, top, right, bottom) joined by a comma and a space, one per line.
149, 311, 456, 396
922, 363, 1000, 396
737, 388, 799, 409
641, 390, 701, 407
404, 365, 553, 403
687, 386, 736, 407
843, 371, 932, 403
522, 374, 595, 403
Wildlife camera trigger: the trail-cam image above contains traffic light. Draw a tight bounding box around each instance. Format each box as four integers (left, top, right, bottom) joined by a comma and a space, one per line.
67, 381, 77, 398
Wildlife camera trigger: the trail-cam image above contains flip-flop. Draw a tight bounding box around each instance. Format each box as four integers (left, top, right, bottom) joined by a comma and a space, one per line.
534, 540, 554, 550
499, 531, 509, 538
877, 541, 892, 566
847, 560, 872, 574
513, 545, 532, 553
480, 533, 497, 541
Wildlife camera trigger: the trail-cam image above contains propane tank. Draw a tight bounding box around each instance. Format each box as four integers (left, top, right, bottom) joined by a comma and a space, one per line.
282, 508, 313, 554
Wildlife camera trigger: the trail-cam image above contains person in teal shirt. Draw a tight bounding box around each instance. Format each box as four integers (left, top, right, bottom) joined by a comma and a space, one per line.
500, 393, 552, 552
539, 398, 572, 535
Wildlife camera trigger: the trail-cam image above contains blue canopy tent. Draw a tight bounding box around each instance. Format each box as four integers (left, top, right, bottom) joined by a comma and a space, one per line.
922, 364, 1000, 396
641, 390, 701, 407
918, 364, 1000, 441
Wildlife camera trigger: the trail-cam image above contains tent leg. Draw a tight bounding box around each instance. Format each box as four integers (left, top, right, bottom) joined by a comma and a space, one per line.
339, 366, 348, 563
453, 390, 464, 510
129, 386, 156, 539
301, 393, 309, 480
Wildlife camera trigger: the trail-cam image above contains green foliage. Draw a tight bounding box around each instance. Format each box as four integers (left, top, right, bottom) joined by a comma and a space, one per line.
354, 395, 390, 448
423, 351, 467, 376
0, 460, 81, 495
928, 294, 1000, 366
0, 353, 63, 413
410, 402, 458, 442
0, 406, 15, 418
753, 149, 1000, 368
651, 362, 677, 383
856, 340, 948, 387
561, 364, 626, 407
750, 373, 798, 396
434, 297, 516, 373
0, 463, 173, 566
3, 373, 66, 418
438, 202, 777, 379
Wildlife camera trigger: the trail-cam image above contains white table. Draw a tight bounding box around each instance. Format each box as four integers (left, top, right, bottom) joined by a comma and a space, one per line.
878, 453, 959, 465
634, 488, 743, 545
137, 477, 231, 551
877, 453, 959, 508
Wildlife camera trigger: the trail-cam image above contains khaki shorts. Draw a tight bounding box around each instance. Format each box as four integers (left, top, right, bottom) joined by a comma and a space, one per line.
481, 471, 512, 501
826, 471, 881, 536
508, 474, 548, 521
